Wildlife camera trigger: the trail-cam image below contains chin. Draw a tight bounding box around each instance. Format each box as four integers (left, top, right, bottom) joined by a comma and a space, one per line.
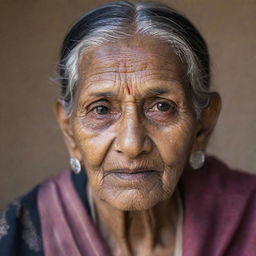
100, 187, 171, 211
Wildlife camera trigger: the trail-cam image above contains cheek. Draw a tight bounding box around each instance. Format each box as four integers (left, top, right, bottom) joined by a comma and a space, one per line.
73, 120, 116, 169
153, 120, 196, 167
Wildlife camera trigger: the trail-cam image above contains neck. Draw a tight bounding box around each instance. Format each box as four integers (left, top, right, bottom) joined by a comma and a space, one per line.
91, 190, 179, 256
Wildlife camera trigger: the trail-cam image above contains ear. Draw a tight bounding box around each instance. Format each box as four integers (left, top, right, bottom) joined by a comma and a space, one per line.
192, 92, 222, 152
55, 101, 82, 161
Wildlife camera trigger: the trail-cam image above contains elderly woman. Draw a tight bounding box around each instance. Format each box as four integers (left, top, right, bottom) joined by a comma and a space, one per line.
1, 1, 256, 255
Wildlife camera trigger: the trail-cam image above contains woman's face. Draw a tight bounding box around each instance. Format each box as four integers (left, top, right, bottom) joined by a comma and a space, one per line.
65, 36, 199, 210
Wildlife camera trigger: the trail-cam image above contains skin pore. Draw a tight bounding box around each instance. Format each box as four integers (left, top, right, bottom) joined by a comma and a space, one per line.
56, 35, 221, 255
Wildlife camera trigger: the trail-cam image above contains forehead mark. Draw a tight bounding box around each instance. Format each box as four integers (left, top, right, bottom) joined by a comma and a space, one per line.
126, 86, 131, 95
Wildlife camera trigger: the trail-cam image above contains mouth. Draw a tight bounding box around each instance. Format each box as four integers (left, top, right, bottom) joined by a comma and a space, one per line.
109, 169, 159, 181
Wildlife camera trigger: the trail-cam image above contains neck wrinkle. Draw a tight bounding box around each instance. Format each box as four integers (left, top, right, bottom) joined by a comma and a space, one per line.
91, 191, 179, 256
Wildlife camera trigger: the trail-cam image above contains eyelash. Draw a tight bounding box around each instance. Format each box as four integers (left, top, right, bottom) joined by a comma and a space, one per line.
86, 100, 110, 113
147, 100, 177, 112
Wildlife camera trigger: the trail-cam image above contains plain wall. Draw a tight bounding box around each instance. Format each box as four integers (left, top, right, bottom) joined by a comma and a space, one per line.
0, 0, 255, 209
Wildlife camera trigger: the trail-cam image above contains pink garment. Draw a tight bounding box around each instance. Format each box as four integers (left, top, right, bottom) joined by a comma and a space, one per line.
38, 157, 256, 255
180, 157, 256, 256
37, 170, 110, 256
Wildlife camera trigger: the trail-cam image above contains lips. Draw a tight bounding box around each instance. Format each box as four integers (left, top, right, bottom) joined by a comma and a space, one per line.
108, 168, 159, 181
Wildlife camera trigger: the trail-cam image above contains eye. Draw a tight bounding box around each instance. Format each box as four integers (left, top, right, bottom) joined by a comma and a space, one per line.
156, 102, 172, 112
145, 100, 178, 123
79, 100, 120, 130
151, 100, 177, 113
94, 105, 109, 115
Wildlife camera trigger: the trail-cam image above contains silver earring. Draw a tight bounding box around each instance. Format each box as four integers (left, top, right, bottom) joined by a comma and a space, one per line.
189, 151, 206, 170
70, 157, 81, 174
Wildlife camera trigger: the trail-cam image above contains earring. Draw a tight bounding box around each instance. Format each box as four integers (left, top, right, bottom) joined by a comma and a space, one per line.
70, 157, 81, 174
189, 151, 206, 170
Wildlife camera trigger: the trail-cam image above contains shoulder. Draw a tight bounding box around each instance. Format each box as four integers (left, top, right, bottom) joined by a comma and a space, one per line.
181, 155, 256, 213
181, 155, 256, 197
0, 169, 88, 256
180, 156, 256, 254
0, 186, 43, 256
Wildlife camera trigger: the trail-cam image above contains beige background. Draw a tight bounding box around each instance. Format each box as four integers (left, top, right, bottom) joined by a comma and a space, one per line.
0, 0, 255, 210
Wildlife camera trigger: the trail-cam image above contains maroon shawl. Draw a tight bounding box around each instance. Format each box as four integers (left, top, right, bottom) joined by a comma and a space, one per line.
38, 157, 256, 255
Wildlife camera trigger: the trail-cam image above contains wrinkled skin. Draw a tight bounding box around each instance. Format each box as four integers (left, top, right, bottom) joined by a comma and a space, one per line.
56, 35, 221, 255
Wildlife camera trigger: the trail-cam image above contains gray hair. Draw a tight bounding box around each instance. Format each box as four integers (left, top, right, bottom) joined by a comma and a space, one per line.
58, 1, 211, 116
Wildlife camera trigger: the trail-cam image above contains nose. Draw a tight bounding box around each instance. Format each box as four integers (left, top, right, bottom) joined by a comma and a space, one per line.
114, 106, 152, 158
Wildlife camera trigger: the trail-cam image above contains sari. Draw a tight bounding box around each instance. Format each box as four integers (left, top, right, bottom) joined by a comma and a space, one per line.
1, 156, 256, 255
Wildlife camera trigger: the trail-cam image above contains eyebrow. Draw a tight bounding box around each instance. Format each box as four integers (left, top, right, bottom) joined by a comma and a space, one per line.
88, 91, 116, 97
145, 87, 172, 96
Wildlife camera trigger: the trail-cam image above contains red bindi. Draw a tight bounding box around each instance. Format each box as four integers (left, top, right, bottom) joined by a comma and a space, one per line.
127, 86, 131, 95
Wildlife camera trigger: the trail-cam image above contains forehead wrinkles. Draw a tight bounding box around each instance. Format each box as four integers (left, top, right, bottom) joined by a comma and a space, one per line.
79, 57, 184, 84
81, 47, 182, 71
78, 39, 186, 92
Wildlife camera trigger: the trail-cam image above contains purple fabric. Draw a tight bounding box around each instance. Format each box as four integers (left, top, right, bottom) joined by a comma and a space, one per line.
38, 157, 256, 255
180, 157, 256, 256
37, 170, 109, 256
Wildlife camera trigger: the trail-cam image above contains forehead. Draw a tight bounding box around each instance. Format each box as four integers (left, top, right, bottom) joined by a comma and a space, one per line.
78, 35, 186, 93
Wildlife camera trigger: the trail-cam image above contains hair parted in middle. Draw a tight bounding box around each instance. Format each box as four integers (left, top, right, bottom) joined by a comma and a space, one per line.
58, 1, 211, 117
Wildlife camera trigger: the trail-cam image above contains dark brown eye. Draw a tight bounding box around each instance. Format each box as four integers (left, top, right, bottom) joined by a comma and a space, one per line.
94, 106, 109, 115
156, 102, 172, 112
145, 100, 178, 124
